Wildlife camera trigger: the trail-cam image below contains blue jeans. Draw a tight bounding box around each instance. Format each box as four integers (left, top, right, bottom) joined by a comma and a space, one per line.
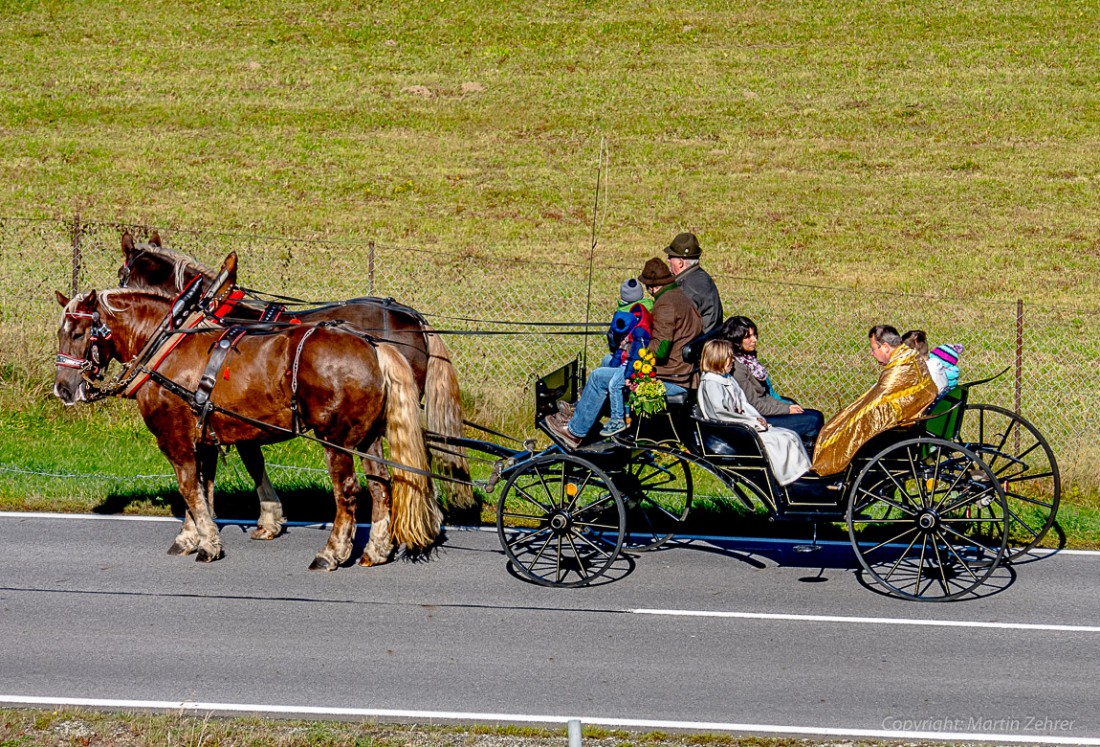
569, 356, 625, 436
767, 408, 825, 448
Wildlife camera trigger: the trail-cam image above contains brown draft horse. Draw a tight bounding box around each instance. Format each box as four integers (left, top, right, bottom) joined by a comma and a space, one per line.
117, 232, 472, 539
54, 286, 442, 569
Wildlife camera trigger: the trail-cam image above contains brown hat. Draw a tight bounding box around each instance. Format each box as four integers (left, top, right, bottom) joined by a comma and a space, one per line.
664, 232, 702, 259
639, 257, 675, 287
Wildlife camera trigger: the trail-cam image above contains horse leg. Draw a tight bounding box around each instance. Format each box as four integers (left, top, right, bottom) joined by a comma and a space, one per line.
358, 438, 394, 567
237, 443, 286, 540
193, 443, 224, 562
168, 509, 201, 556
309, 447, 359, 571
165, 448, 221, 560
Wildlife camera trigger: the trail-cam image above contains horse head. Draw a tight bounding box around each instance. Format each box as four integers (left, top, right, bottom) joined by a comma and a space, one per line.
118, 230, 211, 293
54, 289, 116, 404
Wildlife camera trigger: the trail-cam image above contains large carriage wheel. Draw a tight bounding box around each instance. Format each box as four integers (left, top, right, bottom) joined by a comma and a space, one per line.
496, 454, 626, 587
615, 447, 693, 551
957, 404, 1060, 560
847, 437, 1009, 602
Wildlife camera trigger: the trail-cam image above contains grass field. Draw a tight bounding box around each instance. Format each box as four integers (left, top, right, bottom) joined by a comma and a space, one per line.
1, 1, 1097, 533
1, 0, 1097, 299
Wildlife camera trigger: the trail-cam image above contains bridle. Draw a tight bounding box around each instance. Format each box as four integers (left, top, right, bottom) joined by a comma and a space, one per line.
56, 310, 113, 384
117, 248, 148, 288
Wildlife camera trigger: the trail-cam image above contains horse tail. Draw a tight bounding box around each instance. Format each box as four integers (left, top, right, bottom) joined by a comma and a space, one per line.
424, 327, 474, 510
377, 342, 443, 552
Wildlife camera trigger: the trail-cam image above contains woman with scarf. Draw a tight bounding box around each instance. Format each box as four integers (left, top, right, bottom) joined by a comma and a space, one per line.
719, 315, 824, 450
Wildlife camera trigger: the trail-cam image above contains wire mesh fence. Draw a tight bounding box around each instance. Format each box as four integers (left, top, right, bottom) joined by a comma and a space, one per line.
3, 215, 1098, 492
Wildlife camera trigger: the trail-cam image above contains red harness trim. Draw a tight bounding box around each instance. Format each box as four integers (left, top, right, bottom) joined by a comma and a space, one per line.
211, 288, 246, 320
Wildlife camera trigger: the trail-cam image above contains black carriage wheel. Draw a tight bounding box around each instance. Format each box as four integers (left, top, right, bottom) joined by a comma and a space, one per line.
958, 404, 1060, 560
615, 447, 693, 552
496, 454, 626, 587
847, 437, 1009, 602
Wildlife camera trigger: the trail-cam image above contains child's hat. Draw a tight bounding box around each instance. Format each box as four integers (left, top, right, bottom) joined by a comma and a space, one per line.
930, 343, 964, 365
620, 278, 644, 304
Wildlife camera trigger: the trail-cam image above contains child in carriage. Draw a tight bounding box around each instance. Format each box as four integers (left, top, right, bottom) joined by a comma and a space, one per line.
902, 330, 964, 402
546, 278, 653, 444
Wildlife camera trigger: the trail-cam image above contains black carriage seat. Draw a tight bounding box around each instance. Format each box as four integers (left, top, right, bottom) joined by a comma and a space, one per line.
663, 386, 690, 406
688, 406, 769, 463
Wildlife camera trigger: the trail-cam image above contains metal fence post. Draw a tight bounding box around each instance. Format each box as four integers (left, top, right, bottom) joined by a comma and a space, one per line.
567, 718, 582, 747
368, 240, 375, 296
1015, 298, 1024, 451
70, 211, 82, 295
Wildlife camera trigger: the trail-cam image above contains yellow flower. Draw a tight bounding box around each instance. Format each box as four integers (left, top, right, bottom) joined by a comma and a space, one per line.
633, 360, 642, 371
641, 364, 652, 374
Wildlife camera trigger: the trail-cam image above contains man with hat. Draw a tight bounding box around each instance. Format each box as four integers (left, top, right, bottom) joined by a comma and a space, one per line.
665, 232, 723, 333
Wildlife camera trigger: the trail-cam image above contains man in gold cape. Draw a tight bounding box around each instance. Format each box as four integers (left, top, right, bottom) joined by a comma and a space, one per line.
811, 325, 938, 476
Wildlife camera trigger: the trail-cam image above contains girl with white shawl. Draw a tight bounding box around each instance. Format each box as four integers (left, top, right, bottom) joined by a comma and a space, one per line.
697, 339, 811, 486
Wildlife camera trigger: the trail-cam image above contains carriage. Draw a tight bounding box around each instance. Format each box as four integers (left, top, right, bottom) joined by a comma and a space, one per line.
57, 235, 1060, 602
478, 358, 1060, 602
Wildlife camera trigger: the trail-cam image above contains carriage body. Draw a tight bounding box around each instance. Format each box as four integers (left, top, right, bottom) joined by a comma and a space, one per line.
496, 358, 1059, 600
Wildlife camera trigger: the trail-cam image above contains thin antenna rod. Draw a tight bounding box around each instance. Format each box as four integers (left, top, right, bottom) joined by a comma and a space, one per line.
581, 137, 606, 374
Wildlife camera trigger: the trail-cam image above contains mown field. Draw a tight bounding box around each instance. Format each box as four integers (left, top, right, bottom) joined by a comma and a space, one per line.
0, 1, 1097, 533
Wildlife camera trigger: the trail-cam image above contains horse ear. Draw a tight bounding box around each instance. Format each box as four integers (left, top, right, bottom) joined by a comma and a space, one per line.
56, 290, 70, 307
121, 232, 135, 257
150, 231, 162, 247
81, 289, 98, 309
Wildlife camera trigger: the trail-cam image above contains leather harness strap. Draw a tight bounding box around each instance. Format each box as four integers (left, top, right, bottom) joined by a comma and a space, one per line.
193, 325, 249, 437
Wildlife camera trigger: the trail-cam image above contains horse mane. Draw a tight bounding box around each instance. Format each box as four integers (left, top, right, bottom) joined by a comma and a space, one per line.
137, 242, 217, 289
77, 289, 171, 346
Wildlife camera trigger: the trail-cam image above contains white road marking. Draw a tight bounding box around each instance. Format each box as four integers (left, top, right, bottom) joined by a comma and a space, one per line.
0, 695, 1096, 745
632, 608, 1100, 633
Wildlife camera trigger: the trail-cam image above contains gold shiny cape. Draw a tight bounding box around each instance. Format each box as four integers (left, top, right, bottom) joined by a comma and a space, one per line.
811, 345, 938, 476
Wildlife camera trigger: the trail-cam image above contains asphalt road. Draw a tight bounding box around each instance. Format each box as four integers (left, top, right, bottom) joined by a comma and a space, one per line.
1, 513, 1098, 743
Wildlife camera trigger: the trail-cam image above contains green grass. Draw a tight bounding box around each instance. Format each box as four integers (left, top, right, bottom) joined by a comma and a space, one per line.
0, 0, 1097, 303
0, 707, 1023, 747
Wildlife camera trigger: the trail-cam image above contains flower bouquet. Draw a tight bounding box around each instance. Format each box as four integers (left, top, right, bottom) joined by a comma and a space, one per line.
627, 347, 667, 417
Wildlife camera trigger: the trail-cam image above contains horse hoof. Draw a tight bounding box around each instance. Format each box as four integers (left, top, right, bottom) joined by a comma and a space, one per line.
358, 555, 378, 567
309, 556, 337, 572
250, 527, 278, 541
167, 541, 195, 556
195, 548, 224, 563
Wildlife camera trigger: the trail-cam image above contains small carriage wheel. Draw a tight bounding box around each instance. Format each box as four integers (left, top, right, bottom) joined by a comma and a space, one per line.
847, 437, 1008, 602
615, 447, 693, 552
957, 404, 1060, 560
496, 453, 626, 588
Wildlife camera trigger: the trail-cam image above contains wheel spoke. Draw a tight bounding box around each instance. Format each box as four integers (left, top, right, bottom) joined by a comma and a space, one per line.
511, 482, 554, 513
570, 529, 615, 559
500, 510, 550, 523
941, 522, 1001, 558
862, 525, 921, 557
853, 484, 917, 517
563, 532, 590, 581
937, 532, 981, 582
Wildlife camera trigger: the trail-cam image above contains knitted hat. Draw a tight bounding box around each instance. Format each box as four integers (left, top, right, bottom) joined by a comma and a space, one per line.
620, 278, 644, 304
930, 343, 964, 365
639, 257, 675, 287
